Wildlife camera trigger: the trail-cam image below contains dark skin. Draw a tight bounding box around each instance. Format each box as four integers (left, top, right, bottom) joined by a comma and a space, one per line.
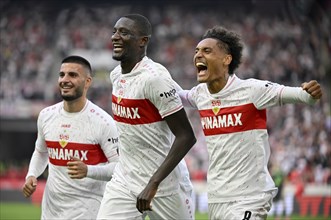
194, 38, 322, 98
111, 17, 196, 213
112, 17, 148, 74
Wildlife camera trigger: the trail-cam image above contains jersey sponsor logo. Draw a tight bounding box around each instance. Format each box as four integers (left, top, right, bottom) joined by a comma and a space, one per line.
199, 103, 266, 136
46, 140, 108, 166
160, 89, 176, 98
112, 104, 140, 119
201, 112, 243, 128
265, 82, 273, 87
109, 137, 119, 143
112, 95, 162, 125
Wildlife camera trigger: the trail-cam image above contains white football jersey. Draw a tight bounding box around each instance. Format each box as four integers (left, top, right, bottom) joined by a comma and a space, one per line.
111, 56, 193, 196
185, 74, 286, 203
36, 100, 119, 219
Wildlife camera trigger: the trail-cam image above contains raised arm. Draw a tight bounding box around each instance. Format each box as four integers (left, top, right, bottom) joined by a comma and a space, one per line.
281, 80, 322, 105
302, 80, 322, 99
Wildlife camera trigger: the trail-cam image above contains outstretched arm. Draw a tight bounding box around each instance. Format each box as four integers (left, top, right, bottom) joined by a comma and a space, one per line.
301, 80, 322, 99
136, 108, 196, 213
281, 80, 322, 105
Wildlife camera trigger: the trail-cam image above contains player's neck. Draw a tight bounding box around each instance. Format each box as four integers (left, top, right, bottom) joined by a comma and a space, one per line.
63, 98, 87, 113
207, 73, 229, 94
121, 54, 145, 74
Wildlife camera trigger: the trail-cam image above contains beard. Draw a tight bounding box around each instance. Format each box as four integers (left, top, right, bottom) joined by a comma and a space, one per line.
60, 88, 84, 101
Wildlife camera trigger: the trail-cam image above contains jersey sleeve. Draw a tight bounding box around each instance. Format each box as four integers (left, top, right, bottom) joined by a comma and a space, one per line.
97, 115, 119, 164
26, 112, 49, 178
249, 79, 318, 109
145, 74, 183, 118
178, 89, 198, 109
280, 86, 318, 105
86, 111, 119, 181
249, 79, 285, 109
35, 111, 49, 153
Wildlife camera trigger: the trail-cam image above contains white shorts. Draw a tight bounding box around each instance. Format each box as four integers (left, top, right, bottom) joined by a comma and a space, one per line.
97, 179, 195, 220
208, 191, 275, 220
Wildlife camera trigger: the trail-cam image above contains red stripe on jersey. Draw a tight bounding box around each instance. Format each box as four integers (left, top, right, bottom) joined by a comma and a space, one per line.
46, 141, 108, 166
112, 95, 162, 124
199, 103, 266, 136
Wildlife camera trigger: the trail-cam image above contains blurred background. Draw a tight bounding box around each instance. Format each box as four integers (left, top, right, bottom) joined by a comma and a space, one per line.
0, 0, 330, 218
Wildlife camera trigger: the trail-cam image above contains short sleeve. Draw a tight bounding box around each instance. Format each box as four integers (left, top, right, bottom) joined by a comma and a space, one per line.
145, 74, 183, 118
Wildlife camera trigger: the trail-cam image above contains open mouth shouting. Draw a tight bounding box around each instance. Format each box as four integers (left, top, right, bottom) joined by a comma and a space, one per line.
196, 62, 208, 77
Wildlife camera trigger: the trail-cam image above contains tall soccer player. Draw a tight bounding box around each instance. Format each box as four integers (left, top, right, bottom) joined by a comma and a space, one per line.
97, 14, 196, 220
22, 55, 119, 220
179, 26, 322, 220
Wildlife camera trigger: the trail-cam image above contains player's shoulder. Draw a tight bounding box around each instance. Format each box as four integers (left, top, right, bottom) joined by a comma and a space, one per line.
86, 101, 115, 125
190, 83, 208, 95
142, 57, 171, 78
110, 64, 121, 81
39, 102, 62, 117
236, 75, 271, 89
36, 102, 62, 124
110, 64, 121, 75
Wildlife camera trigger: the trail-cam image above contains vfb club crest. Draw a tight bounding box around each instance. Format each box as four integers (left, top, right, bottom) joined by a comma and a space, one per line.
211, 100, 221, 115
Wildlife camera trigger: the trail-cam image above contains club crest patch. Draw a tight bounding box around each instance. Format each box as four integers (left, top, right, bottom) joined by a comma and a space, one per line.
117, 90, 124, 104
211, 100, 221, 115
59, 140, 68, 148
59, 133, 69, 148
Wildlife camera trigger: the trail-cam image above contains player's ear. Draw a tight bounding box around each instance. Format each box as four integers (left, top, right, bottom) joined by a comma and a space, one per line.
139, 36, 149, 48
224, 54, 232, 65
85, 76, 92, 89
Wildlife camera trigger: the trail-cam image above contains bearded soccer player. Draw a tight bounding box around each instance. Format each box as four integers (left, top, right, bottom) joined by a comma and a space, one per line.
22, 55, 119, 220
179, 26, 322, 220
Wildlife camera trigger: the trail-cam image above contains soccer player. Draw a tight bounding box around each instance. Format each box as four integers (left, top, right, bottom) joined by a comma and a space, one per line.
96, 14, 196, 220
178, 26, 322, 220
22, 55, 119, 220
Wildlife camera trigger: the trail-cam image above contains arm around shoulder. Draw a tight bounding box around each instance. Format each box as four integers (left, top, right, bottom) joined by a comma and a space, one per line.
178, 90, 197, 108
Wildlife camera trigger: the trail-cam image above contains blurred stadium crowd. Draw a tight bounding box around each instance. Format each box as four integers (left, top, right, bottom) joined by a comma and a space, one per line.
0, 0, 330, 190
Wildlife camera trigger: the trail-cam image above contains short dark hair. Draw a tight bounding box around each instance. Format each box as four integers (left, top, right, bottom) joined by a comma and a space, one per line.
61, 55, 93, 76
202, 26, 243, 75
123, 14, 152, 37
